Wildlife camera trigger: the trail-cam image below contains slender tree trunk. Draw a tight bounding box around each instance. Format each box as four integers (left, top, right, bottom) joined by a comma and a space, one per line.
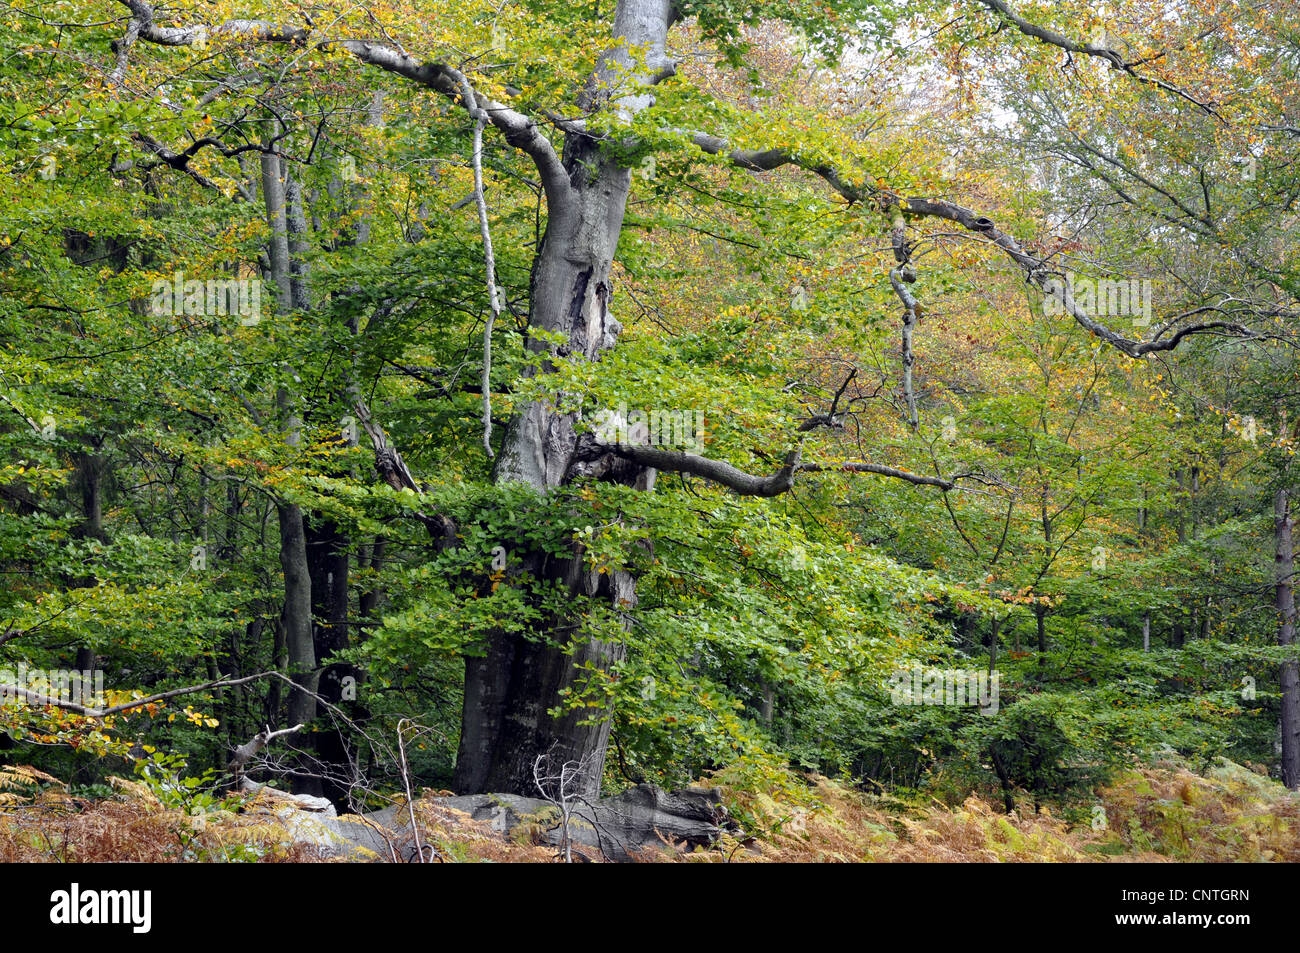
1034, 604, 1048, 671
1139, 492, 1150, 652
260, 151, 291, 303
265, 616, 287, 724
278, 502, 317, 728
1172, 468, 1187, 648
1275, 487, 1299, 788
262, 144, 317, 787
989, 746, 1015, 814
759, 679, 775, 726
306, 516, 353, 802
72, 449, 106, 542
1036, 494, 1050, 671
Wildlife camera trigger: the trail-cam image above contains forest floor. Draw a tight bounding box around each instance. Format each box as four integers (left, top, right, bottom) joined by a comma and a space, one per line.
1, 757, 1296, 862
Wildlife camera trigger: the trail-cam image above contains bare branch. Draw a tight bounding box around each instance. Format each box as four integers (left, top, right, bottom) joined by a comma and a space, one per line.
607, 443, 965, 495
797, 460, 957, 490
227, 723, 305, 771
611, 445, 802, 497
891, 271, 920, 429
0, 671, 279, 718
968, 0, 1222, 117
112, 0, 570, 204
456, 73, 503, 460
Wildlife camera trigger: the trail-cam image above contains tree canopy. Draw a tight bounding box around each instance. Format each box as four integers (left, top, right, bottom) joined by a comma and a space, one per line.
1, 0, 1298, 862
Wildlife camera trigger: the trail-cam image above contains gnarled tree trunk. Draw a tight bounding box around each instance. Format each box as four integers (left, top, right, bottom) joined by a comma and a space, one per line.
452, 0, 673, 797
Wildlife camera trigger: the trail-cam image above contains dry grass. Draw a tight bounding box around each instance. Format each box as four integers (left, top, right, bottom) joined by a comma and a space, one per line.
402, 796, 562, 863
691, 761, 1299, 863
0, 775, 325, 862
694, 774, 1117, 863
1096, 760, 1300, 862
1, 759, 1295, 862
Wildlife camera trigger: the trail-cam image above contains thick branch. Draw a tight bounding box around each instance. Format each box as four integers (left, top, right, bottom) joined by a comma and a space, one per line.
353, 399, 457, 544
691, 133, 862, 203
694, 130, 1257, 359
331, 45, 570, 206
898, 197, 1256, 356
611, 446, 802, 497
609, 444, 961, 495
115, 0, 307, 46
700, 134, 1258, 358
969, 0, 1221, 116
113, 0, 569, 206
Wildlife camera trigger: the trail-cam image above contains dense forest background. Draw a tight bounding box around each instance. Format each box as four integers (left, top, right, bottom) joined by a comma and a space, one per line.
1, 0, 1299, 860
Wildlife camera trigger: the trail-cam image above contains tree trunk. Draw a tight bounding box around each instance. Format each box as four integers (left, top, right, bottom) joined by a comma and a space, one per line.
72, 449, 106, 542
306, 516, 353, 803
278, 502, 317, 734
1275, 487, 1299, 788
1034, 603, 1048, 671
1172, 467, 1187, 648
454, 548, 637, 796
262, 145, 317, 788
453, 0, 673, 797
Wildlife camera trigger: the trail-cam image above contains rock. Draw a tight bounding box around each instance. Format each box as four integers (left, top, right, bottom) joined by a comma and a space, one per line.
270, 783, 734, 862
333, 805, 409, 860
237, 779, 368, 858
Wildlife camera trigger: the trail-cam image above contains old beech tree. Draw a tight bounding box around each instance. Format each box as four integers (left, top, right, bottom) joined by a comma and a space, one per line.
88, 0, 1291, 797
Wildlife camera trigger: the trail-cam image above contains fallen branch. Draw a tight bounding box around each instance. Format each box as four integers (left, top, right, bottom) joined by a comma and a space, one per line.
227, 723, 305, 772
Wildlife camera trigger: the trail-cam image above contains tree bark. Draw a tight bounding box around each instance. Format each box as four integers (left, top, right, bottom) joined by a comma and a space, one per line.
454, 552, 635, 797
262, 143, 317, 785
306, 516, 353, 802
1172, 468, 1187, 648
453, 0, 674, 797
1275, 487, 1299, 788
